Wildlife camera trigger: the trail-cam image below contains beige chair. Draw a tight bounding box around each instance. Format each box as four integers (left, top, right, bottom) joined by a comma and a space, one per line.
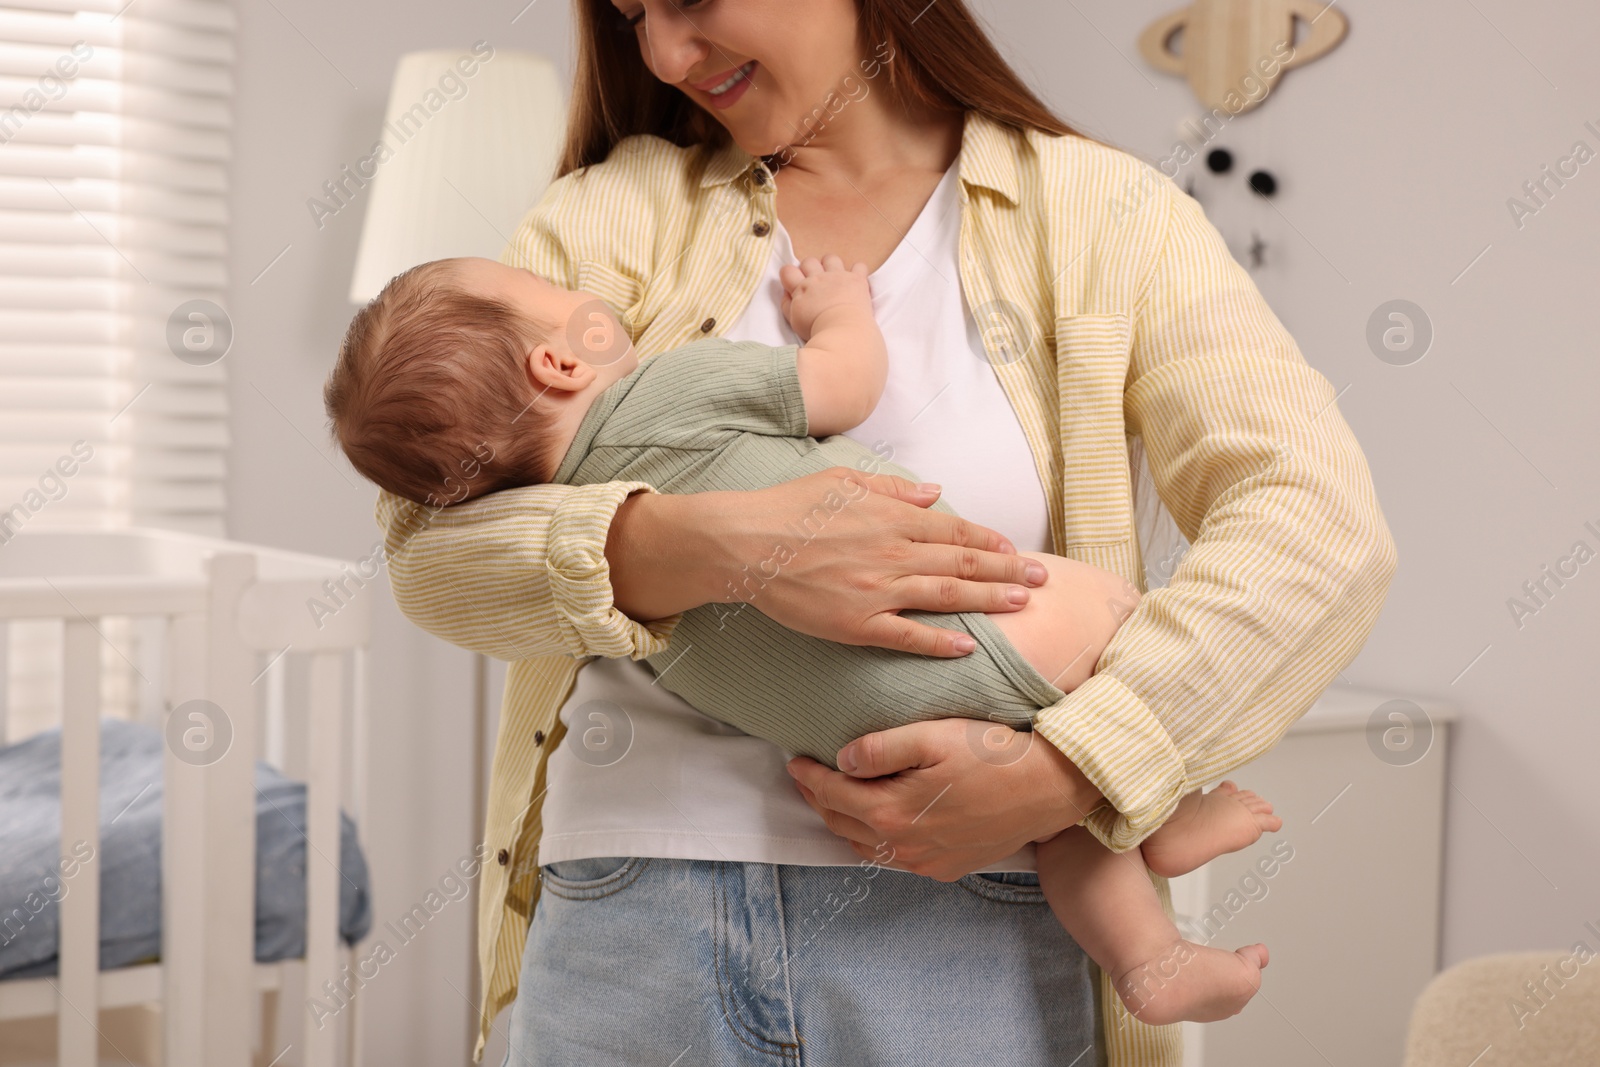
1402, 952, 1600, 1066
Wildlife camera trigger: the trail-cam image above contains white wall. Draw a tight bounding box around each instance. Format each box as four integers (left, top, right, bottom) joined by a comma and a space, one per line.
225, 1, 1599, 1062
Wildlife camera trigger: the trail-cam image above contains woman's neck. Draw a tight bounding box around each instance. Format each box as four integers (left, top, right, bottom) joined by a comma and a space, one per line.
762, 100, 964, 272
772, 97, 964, 188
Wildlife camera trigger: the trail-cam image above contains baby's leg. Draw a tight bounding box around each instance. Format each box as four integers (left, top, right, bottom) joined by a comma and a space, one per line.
989, 552, 1141, 694
1037, 828, 1268, 1025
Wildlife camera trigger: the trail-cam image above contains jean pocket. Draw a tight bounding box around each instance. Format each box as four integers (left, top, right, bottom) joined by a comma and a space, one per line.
959, 869, 1046, 904
539, 856, 649, 900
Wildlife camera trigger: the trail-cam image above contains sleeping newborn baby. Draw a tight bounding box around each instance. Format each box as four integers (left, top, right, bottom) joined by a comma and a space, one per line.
323, 253, 1281, 1025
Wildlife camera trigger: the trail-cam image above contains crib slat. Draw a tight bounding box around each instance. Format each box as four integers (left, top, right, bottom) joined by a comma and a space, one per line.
57, 620, 101, 1067
162, 612, 207, 1067
302, 651, 343, 1067
263, 650, 287, 771
203, 553, 258, 1067
160, 555, 259, 1067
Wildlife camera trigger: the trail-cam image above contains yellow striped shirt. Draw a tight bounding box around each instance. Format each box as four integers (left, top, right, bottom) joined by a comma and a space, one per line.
375, 108, 1397, 1064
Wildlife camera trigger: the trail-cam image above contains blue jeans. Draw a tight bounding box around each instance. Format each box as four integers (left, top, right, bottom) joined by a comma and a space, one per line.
503, 857, 1099, 1066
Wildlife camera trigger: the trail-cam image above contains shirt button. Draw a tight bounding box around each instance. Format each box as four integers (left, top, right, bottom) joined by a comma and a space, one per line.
533, 730, 545, 746
751, 220, 771, 237
700, 317, 716, 333
496, 848, 510, 866
752, 168, 768, 186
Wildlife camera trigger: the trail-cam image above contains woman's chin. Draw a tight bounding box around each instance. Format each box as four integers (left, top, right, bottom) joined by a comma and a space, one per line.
716, 122, 777, 157
700, 109, 789, 160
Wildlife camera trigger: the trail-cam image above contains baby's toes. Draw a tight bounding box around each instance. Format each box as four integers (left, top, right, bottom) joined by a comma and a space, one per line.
1238, 791, 1272, 813
1213, 780, 1240, 797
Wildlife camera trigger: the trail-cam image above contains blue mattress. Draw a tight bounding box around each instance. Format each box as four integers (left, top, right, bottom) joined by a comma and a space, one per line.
0, 718, 372, 979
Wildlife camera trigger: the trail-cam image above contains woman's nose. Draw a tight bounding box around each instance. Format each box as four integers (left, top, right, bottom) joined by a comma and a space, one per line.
639, 9, 710, 85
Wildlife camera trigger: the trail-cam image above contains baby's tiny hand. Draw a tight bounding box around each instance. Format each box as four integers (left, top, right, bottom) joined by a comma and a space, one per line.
780, 254, 871, 341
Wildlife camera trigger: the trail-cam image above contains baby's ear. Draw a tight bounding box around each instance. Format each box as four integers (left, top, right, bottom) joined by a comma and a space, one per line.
523, 344, 592, 393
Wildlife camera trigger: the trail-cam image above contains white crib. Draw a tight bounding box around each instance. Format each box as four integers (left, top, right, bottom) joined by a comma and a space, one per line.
0, 528, 372, 1067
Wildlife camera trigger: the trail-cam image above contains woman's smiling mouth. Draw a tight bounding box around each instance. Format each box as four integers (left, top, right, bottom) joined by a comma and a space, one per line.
696, 61, 757, 108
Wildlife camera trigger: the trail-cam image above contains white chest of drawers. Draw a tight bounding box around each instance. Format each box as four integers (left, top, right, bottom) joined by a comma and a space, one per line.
1168, 687, 1454, 1066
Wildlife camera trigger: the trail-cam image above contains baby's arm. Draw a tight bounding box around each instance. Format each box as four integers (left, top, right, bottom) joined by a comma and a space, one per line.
782, 255, 888, 436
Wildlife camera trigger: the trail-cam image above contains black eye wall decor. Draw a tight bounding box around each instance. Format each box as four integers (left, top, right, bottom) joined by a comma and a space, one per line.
1191, 145, 1278, 270
1202, 146, 1277, 198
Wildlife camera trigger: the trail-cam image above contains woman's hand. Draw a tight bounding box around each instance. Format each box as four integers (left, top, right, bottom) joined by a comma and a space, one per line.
786, 719, 1105, 880
608, 467, 1049, 658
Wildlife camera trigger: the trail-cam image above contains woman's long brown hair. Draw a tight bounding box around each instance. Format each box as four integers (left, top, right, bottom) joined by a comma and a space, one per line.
556, 0, 1094, 176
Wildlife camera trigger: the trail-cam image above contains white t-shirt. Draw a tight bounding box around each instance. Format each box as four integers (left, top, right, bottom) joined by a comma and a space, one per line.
537, 165, 1054, 869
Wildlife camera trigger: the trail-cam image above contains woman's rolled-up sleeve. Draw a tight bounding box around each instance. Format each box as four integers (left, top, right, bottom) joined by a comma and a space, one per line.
377, 484, 680, 661
1032, 175, 1399, 852
374, 138, 678, 662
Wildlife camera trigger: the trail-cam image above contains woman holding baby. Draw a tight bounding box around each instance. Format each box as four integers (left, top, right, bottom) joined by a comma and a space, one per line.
373, 1, 1396, 1063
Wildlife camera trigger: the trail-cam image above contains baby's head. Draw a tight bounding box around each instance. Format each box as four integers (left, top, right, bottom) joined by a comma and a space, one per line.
324, 257, 636, 507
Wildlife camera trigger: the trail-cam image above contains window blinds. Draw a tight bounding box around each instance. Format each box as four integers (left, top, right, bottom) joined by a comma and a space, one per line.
0, 0, 235, 536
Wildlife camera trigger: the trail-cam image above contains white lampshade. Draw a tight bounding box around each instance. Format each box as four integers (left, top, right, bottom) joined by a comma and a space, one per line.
347, 48, 566, 303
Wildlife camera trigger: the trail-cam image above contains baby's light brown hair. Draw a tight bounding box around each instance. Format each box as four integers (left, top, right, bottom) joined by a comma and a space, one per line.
324, 260, 564, 507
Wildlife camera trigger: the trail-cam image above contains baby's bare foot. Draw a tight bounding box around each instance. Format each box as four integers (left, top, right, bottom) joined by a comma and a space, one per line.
1141, 781, 1282, 878
1114, 940, 1269, 1025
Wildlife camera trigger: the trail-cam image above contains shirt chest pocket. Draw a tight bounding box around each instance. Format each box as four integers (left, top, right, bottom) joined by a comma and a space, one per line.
1054, 312, 1135, 548
574, 261, 645, 334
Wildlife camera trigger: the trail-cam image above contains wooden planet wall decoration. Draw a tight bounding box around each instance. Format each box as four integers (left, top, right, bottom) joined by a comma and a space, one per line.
1138, 0, 1349, 115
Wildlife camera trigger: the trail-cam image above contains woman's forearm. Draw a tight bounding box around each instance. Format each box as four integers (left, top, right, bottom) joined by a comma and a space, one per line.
606, 490, 730, 623
607, 468, 1050, 657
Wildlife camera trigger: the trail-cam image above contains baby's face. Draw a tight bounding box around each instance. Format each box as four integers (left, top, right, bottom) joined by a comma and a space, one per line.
453, 257, 638, 381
